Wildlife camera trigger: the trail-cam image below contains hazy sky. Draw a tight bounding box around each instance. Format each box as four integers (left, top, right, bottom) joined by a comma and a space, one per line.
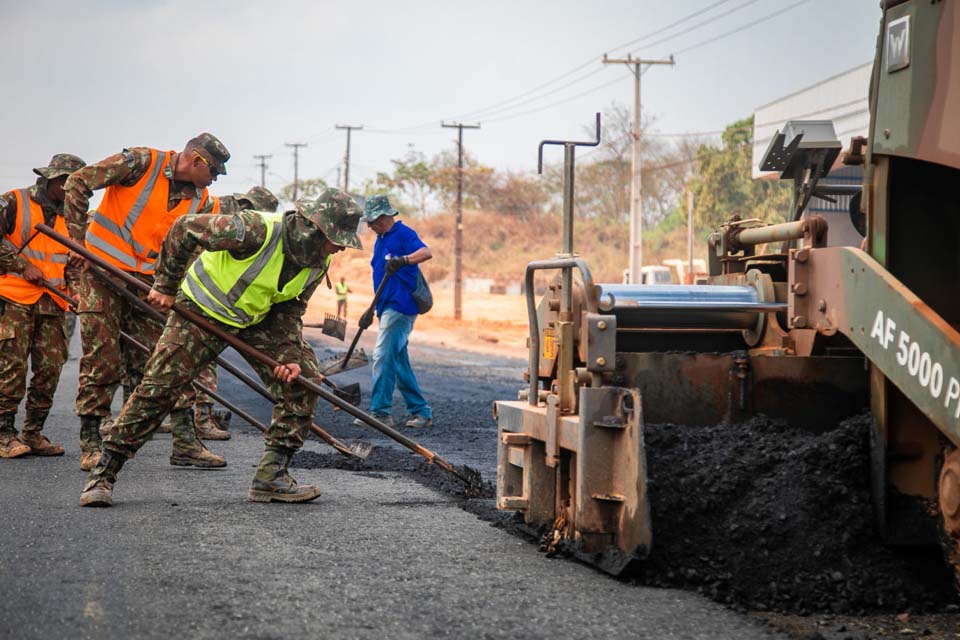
1, 0, 880, 199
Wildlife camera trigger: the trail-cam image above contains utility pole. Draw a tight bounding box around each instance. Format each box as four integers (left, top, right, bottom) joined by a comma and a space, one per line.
441, 121, 481, 321
284, 143, 307, 201
335, 125, 363, 193
687, 191, 695, 285
253, 154, 271, 188
602, 53, 674, 284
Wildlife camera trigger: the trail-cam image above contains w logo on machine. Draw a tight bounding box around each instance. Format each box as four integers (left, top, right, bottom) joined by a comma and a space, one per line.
886, 16, 910, 72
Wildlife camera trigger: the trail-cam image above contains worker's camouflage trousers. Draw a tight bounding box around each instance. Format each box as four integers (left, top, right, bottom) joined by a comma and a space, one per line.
194, 362, 218, 404
75, 268, 195, 418
102, 296, 321, 460
0, 295, 68, 424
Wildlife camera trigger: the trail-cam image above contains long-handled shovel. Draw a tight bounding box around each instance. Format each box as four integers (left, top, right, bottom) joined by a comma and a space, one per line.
339, 273, 391, 371
86, 263, 370, 460
39, 226, 481, 491
43, 280, 358, 458
40, 281, 266, 434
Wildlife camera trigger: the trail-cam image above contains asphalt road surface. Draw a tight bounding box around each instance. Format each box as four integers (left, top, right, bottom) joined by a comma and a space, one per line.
0, 328, 786, 639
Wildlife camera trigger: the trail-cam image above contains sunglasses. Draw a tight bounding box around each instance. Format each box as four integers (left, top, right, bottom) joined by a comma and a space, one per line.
194, 152, 220, 177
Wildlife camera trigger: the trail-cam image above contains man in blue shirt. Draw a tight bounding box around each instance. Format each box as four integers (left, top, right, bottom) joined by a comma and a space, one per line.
354, 195, 433, 428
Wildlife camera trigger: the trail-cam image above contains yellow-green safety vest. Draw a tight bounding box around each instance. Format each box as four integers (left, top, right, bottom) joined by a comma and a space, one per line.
335, 281, 349, 300
181, 212, 330, 328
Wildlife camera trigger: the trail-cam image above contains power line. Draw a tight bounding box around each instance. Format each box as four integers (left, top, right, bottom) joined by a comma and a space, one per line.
670, 0, 814, 56
626, 0, 762, 56
605, 0, 735, 55
411, 0, 745, 128
482, 73, 629, 124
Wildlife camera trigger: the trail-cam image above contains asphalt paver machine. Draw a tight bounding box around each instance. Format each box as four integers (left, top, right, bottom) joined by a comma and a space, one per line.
495, 0, 960, 583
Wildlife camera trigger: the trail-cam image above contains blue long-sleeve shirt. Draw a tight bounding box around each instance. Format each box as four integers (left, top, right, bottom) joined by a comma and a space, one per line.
371, 220, 427, 317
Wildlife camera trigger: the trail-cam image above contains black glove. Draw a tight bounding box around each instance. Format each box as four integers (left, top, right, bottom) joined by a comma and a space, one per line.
358, 308, 374, 330
385, 255, 409, 274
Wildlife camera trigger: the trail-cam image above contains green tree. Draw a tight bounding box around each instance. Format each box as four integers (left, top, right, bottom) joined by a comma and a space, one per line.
430, 147, 494, 211
279, 177, 329, 203
375, 150, 434, 216
687, 115, 792, 230
540, 104, 697, 225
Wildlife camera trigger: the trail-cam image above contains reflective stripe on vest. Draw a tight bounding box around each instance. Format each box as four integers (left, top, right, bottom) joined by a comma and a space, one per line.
84, 149, 207, 275
0, 189, 70, 309
185, 221, 284, 326
86, 154, 165, 267
181, 213, 328, 328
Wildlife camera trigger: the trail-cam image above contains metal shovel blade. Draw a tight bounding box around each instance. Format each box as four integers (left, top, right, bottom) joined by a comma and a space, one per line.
331, 382, 362, 411
460, 465, 485, 497
317, 348, 368, 375
348, 441, 374, 459
321, 313, 347, 341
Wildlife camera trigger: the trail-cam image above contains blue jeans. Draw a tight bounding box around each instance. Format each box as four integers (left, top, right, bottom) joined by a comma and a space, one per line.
370, 309, 432, 418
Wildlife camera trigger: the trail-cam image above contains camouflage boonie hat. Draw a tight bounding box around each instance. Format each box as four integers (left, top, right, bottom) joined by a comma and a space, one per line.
33, 153, 86, 179
361, 194, 401, 223
295, 188, 362, 250
235, 186, 279, 212
187, 132, 230, 176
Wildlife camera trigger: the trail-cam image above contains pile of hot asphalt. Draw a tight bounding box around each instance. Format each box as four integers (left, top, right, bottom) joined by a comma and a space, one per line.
293, 411, 957, 615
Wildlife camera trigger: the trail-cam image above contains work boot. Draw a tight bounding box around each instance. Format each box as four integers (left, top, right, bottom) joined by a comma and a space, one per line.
0, 413, 30, 459
21, 411, 65, 456
404, 414, 433, 429
353, 413, 393, 428
79, 415, 103, 471
169, 409, 226, 468
79, 450, 125, 508
211, 408, 232, 431
194, 403, 230, 441
248, 447, 321, 503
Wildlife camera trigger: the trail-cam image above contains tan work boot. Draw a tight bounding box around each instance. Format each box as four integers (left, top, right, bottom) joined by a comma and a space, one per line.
21, 411, 64, 456
0, 414, 30, 459
79, 415, 103, 471
80, 450, 101, 471
195, 403, 230, 441
21, 431, 65, 456
211, 408, 232, 430
79, 450, 125, 508
169, 408, 226, 468
248, 447, 321, 503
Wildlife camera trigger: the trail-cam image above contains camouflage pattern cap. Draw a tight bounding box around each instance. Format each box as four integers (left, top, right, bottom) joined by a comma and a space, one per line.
360, 194, 400, 223
295, 188, 362, 250
33, 153, 86, 179
187, 132, 230, 176
235, 186, 279, 212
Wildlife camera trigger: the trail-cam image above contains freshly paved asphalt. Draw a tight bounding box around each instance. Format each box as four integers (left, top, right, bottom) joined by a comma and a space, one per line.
0, 331, 783, 639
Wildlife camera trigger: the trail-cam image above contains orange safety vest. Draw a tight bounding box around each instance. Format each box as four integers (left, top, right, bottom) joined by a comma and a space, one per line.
85, 148, 210, 275
0, 188, 70, 310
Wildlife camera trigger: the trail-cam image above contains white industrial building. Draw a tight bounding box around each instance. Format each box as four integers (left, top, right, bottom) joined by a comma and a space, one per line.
752, 63, 872, 247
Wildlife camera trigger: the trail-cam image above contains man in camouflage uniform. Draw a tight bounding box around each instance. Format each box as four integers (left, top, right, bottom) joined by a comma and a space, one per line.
189, 185, 280, 441
79, 188, 362, 507
0, 154, 86, 457
64, 133, 230, 471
